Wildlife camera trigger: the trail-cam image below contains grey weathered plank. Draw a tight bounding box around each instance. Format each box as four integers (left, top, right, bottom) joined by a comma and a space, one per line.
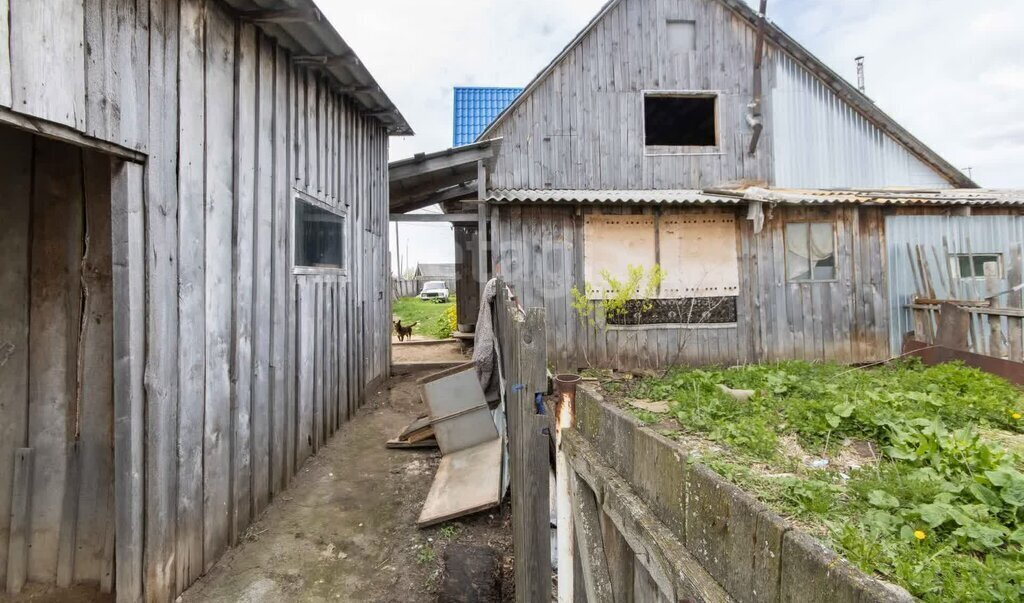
296, 279, 314, 465
231, 21, 257, 545
250, 32, 275, 514
0, 127, 31, 589
142, 0, 179, 596
75, 148, 115, 586
56, 442, 80, 587
111, 159, 146, 603
269, 43, 290, 496
5, 449, 33, 595
176, 0, 206, 586
570, 472, 614, 603
0, 0, 11, 108
9, 0, 86, 130
203, 4, 236, 569
28, 137, 84, 583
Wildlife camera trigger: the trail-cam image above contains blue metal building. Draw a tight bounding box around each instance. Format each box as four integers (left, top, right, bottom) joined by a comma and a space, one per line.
453, 87, 522, 146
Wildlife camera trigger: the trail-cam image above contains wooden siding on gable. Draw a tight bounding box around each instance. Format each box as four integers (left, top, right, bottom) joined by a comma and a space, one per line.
493, 203, 890, 370
487, 0, 774, 191
485, 0, 957, 191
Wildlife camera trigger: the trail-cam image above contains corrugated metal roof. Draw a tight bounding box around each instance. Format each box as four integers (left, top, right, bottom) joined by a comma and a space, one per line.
453, 87, 522, 146
730, 188, 1024, 206
221, 0, 412, 135
488, 189, 741, 205
488, 188, 1024, 206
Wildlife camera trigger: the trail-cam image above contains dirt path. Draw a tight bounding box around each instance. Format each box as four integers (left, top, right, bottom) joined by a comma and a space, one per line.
391, 340, 470, 363
179, 368, 512, 603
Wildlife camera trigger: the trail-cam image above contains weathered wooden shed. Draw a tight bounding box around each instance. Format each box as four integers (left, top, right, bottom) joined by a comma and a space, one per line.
0, 0, 407, 600
422, 0, 1024, 371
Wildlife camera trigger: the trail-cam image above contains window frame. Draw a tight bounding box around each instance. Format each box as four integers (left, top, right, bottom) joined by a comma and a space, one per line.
951, 253, 1003, 280
291, 190, 348, 277
783, 220, 838, 283
642, 90, 723, 157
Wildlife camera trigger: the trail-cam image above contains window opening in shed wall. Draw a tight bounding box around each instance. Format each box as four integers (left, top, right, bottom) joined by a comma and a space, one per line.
295, 198, 345, 269
785, 222, 836, 281
644, 95, 717, 147
951, 253, 1002, 279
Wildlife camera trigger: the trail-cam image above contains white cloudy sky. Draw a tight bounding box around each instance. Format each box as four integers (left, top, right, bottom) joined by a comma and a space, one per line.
318, 0, 1024, 275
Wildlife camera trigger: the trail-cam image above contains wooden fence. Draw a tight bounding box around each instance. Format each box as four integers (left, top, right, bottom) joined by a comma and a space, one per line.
493, 279, 551, 602
906, 242, 1024, 359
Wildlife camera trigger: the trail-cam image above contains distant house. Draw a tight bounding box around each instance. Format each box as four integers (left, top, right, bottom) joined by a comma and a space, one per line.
453, 87, 522, 146
414, 263, 457, 280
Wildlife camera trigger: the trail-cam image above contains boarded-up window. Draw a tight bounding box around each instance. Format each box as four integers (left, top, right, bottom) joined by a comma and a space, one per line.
666, 20, 696, 52
785, 222, 835, 281
659, 213, 739, 297
583, 215, 657, 297
295, 198, 345, 269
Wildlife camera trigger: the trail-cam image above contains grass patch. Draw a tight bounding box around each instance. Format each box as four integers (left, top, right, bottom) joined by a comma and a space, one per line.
392, 296, 456, 339
608, 359, 1024, 602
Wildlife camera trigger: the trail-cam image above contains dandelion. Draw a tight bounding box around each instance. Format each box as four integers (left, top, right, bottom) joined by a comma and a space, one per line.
1013, 412, 1022, 420
914, 530, 926, 541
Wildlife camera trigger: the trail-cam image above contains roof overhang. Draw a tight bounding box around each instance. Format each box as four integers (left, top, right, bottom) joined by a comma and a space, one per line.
389, 139, 502, 213
223, 0, 413, 136
487, 187, 1024, 207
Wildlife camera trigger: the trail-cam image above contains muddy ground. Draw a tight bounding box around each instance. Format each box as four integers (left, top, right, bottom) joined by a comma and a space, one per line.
391, 339, 471, 364
179, 367, 513, 603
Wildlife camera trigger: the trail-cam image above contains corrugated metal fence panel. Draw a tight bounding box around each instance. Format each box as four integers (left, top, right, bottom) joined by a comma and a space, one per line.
770, 53, 951, 189
885, 215, 1024, 354
453, 87, 522, 146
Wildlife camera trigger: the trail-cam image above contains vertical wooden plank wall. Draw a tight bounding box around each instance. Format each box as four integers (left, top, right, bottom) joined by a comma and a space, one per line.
494, 203, 890, 369
0, 0, 393, 599
484, 0, 773, 190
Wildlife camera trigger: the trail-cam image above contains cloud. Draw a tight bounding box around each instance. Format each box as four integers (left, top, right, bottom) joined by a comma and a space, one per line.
318, 0, 1024, 272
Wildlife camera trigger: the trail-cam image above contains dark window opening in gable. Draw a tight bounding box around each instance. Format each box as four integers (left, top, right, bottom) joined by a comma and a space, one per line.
644, 95, 717, 147
295, 199, 345, 269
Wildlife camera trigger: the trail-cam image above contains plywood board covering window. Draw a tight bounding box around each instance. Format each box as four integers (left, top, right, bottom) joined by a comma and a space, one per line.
583, 215, 656, 298
785, 222, 836, 281
659, 213, 739, 298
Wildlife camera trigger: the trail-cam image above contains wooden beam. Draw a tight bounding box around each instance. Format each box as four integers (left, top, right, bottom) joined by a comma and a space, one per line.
389, 144, 498, 182
477, 160, 489, 301
0, 106, 146, 163
389, 212, 478, 223
5, 448, 32, 595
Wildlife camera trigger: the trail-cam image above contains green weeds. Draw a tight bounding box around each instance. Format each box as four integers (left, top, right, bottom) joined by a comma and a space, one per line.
617, 360, 1024, 601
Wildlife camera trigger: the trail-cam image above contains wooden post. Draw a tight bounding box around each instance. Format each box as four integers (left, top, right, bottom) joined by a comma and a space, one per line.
570, 471, 614, 602
477, 160, 489, 302
1007, 244, 1023, 361
111, 159, 145, 603
985, 262, 1006, 358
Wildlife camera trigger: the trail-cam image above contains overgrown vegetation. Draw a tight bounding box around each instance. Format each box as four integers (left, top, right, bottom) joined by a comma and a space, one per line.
571, 264, 665, 326
392, 296, 457, 339
614, 360, 1024, 602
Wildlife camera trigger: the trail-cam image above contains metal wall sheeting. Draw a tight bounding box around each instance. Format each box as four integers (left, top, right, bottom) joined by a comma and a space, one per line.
886, 215, 1024, 354
770, 53, 952, 189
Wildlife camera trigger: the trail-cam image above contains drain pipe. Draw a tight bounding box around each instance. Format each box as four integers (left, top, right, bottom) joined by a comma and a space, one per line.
747, 0, 768, 155
554, 373, 581, 602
